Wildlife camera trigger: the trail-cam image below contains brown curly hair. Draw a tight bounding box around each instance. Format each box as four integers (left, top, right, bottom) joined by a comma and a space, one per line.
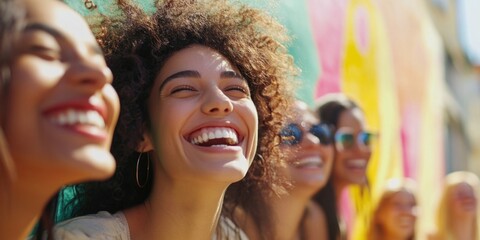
67, 0, 298, 239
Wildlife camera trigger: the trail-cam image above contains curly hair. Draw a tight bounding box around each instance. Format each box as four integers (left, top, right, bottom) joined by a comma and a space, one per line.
67, 0, 298, 239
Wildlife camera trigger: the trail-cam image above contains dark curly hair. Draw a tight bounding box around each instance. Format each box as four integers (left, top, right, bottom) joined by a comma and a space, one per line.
66, 0, 298, 239
312, 93, 361, 240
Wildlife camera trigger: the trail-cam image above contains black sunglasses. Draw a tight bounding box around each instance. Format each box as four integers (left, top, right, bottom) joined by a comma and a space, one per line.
280, 123, 333, 146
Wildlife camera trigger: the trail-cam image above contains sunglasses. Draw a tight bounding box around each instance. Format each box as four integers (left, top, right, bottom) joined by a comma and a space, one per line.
280, 123, 333, 146
334, 127, 376, 151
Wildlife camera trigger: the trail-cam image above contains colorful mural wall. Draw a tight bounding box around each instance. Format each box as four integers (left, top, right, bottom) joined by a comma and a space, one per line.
241, 0, 446, 239
67, 0, 450, 239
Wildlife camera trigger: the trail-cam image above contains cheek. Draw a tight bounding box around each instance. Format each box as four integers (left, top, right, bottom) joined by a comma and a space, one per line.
103, 85, 120, 119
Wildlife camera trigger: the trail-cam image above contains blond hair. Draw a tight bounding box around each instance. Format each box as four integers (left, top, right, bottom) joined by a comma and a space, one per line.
368, 177, 417, 240
433, 171, 480, 240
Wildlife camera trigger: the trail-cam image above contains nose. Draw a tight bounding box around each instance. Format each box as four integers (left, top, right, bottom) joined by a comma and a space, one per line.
201, 88, 233, 116
303, 131, 321, 145
66, 57, 113, 93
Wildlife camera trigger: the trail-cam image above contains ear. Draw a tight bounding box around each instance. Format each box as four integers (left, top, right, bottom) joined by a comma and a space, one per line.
136, 129, 154, 152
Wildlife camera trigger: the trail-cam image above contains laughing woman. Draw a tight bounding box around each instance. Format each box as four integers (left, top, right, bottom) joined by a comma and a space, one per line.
0, 0, 120, 239
313, 93, 375, 240
55, 0, 297, 239
237, 100, 334, 240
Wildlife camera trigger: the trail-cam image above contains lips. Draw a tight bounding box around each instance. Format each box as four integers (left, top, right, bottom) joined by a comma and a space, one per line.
292, 156, 324, 168
188, 127, 239, 147
43, 100, 109, 140
346, 159, 368, 169
48, 109, 105, 128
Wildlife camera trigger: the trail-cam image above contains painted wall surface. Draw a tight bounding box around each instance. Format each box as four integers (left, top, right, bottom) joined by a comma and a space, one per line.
65, 1, 451, 239
242, 0, 445, 239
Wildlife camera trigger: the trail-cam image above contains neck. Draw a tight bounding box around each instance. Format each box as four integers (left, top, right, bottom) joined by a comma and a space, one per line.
0, 170, 60, 240
269, 188, 312, 240
127, 171, 229, 240
333, 181, 347, 212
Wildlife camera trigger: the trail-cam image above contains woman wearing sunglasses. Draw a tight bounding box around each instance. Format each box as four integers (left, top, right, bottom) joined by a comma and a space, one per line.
237, 100, 334, 239
312, 93, 375, 240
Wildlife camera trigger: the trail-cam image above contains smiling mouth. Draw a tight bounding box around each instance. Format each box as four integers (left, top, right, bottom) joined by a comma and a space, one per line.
347, 159, 367, 169
48, 109, 106, 129
189, 127, 239, 147
292, 156, 324, 168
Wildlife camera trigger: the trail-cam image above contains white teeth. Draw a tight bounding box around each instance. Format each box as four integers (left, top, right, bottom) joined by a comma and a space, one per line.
51, 109, 106, 129
191, 127, 239, 145
349, 159, 367, 167
294, 156, 323, 168
215, 129, 222, 138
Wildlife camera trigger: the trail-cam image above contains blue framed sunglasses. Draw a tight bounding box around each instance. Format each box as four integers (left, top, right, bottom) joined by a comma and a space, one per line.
280, 123, 333, 146
334, 127, 377, 151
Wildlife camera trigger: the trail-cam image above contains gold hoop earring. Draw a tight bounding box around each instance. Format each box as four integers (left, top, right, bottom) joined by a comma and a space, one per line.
136, 152, 150, 188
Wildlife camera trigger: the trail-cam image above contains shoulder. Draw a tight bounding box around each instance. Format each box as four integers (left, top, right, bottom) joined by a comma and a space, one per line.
54, 211, 130, 240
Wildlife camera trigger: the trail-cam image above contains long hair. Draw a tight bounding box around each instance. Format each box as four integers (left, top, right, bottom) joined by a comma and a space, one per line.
434, 171, 480, 240
65, 1, 297, 239
312, 93, 361, 240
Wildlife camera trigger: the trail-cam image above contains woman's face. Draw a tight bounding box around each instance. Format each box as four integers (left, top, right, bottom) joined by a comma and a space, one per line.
280, 101, 334, 194
376, 190, 417, 239
147, 44, 258, 183
449, 182, 477, 218
333, 108, 371, 186
4, 0, 120, 182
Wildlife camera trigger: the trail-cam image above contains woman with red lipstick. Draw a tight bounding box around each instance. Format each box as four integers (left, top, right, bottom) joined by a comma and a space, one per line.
368, 178, 417, 240
0, 0, 120, 239
237, 100, 334, 240
55, 0, 297, 239
428, 171, 480, 240
312, 93, 374, 240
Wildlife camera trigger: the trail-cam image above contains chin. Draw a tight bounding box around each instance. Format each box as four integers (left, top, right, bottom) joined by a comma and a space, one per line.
199, 160, 250, 184
67, 146, 116, 182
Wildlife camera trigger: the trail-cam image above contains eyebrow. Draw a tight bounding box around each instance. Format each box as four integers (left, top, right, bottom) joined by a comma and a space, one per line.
24, 23, 104, 55
158, 70, 245, 92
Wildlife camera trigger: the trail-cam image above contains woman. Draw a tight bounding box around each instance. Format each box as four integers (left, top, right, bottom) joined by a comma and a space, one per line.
0, 0, 120, 239
313, 93, 374, 240
368, 178, 417, 240
238, 100, 334, 240
55, 0, 297, 239
428, 171, 480, 240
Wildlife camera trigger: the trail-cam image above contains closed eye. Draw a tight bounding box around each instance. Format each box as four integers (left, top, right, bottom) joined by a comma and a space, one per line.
170, 85, 197, 94
29, 45, 61, 61
225, 85, 250, 98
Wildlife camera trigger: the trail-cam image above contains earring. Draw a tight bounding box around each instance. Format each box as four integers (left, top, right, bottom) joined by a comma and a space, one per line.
136, 151, 150, 188
84, 0, 97, 10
